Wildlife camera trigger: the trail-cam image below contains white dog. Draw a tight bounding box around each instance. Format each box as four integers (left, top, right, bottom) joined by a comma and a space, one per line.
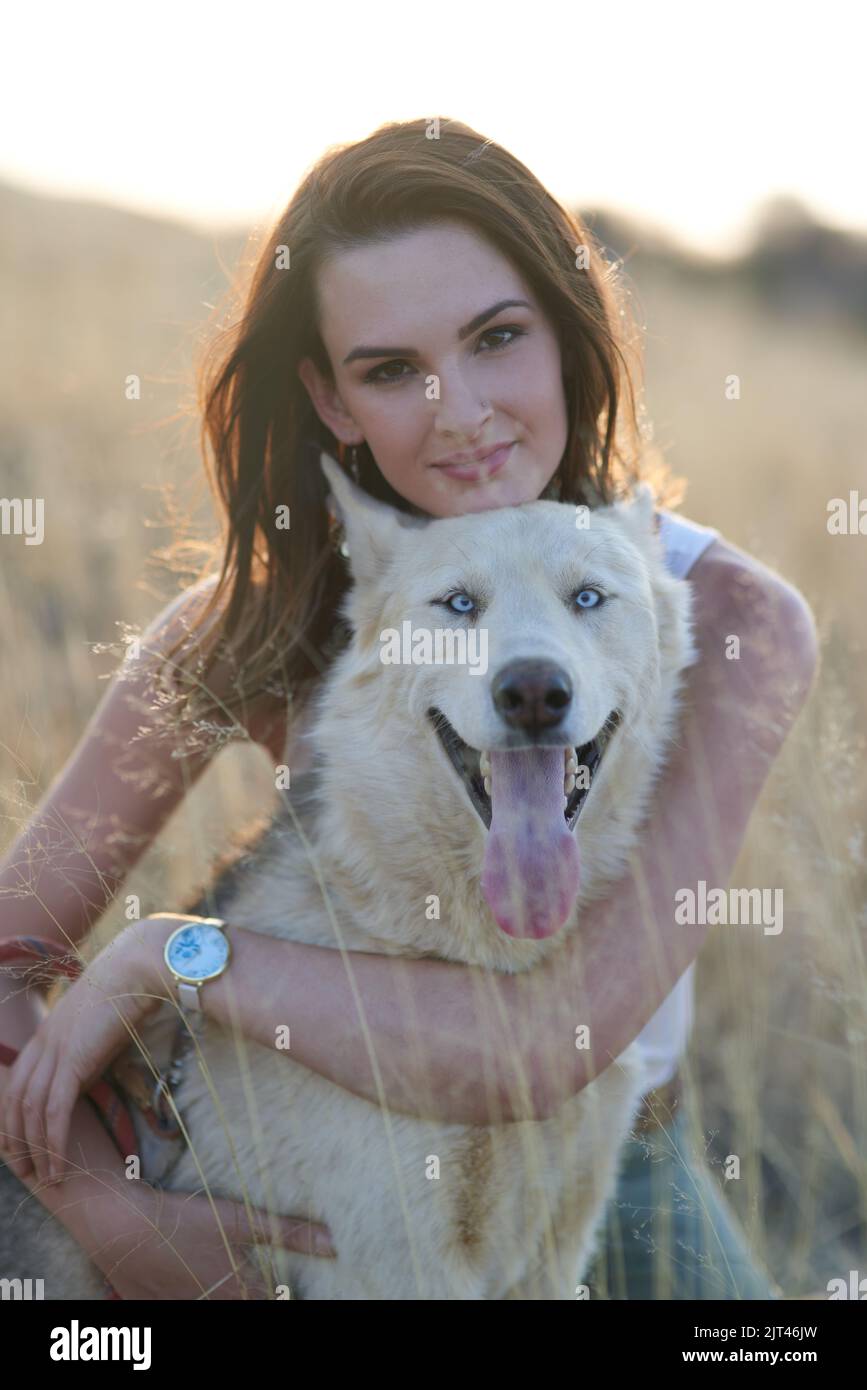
0, 456, 697, 1299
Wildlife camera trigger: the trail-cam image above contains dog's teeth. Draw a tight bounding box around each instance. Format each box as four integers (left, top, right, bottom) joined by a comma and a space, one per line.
479, 751, 491, 777
564, 773, 576, 796
483, 775, 492, 796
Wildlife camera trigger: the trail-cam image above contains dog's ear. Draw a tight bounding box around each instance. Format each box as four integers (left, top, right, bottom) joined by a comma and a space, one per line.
627, 482, 657, 530
319, 451, 415, 583
611, 481, 658, 538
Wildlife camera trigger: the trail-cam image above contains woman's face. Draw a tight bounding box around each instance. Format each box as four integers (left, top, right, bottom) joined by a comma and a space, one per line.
298, 220, 570, 518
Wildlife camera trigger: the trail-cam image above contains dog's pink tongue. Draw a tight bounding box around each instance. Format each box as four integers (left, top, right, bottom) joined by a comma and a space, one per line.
481, 748, 580, 939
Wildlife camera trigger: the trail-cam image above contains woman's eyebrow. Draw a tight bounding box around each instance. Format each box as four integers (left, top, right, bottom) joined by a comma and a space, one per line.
342, 298, 533, 365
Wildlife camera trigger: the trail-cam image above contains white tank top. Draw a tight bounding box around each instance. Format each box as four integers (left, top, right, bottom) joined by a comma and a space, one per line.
633, 507, 721, 1090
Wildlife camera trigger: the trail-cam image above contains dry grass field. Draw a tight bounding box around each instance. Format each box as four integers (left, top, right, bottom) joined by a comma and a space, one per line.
1, 182, 865, 1297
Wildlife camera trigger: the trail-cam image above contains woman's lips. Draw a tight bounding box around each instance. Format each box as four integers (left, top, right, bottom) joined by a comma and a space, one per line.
431, 442, 514, 482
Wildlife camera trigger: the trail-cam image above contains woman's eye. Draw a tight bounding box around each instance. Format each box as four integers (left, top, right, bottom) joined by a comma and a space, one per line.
478, 324, 526, 352
445, 592, 476, 615
574, 588, 605, 610
363, 359, 414, 386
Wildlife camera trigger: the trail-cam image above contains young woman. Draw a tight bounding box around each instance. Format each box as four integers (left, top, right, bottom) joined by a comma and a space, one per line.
0, 118, 817, 1299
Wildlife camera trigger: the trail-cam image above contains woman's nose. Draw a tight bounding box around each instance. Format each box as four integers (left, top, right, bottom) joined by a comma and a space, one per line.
430, 366, 494, 441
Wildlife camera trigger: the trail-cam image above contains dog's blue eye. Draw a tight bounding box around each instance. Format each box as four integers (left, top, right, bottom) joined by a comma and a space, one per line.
446, 593, 476, 615
575, 588, 604, 610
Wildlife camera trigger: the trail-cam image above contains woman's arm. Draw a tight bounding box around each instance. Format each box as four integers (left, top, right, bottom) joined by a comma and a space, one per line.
137, 542, 819, 1127
0, 576, 329, 1292
0, 575, 238, 962
0, 574, 283, 1093
530, 540, 818, 1115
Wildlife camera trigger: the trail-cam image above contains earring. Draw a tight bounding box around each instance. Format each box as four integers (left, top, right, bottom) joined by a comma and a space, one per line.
327, 496, 350, 558
327, 511, 349, 558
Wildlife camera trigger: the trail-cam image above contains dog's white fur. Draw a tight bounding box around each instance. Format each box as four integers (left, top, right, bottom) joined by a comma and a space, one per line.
0, 459, 697, 1299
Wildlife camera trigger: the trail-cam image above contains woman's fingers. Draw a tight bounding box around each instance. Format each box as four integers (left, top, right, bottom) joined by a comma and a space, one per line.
0, 1106, 31, 1178
21, 1045, 55, 1184
220, 1196, 337, 1258
149, 1193, 338, 1299
43, 1061, 76, 1183
2, 1037, 42, 1179
275, 1216, 337, 1258
0, 1036, 72, 1186
28, 1042, 70, 1185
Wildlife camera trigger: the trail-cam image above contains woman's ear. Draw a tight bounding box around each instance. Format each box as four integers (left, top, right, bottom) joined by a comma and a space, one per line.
297, 357, 363, 447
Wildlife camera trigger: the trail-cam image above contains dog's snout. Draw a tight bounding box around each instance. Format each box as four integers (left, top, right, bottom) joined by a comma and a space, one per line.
491, 660, 573, 732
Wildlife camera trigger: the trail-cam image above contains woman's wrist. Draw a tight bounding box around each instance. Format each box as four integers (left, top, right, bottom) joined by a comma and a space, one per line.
123, 913, 196, 1005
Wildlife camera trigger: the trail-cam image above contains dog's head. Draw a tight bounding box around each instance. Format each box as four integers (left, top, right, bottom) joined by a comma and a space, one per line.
319, 453, 694, 942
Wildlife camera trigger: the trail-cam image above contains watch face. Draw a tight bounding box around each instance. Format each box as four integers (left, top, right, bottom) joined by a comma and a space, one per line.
165, 923, 229, 983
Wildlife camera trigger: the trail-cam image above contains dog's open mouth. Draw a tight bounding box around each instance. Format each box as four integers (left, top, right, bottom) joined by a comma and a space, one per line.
427, 707, 622, 832
427, 706, 623, 939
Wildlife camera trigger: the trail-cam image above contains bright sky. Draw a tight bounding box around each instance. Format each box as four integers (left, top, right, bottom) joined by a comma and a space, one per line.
3, 0, 863, 258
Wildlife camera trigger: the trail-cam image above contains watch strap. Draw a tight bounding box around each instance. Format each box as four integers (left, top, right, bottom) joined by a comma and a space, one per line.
177, 980, 203, 1011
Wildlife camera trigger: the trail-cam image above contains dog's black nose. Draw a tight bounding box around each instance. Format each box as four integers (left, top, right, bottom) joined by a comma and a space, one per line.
491, 660, 573, 732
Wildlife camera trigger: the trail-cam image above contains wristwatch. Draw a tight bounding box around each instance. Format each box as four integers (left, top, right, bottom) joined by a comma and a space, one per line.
163, 917, 230, 1011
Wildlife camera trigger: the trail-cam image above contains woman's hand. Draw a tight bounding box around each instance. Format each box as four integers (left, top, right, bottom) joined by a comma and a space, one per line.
1, 1060, 337, 1298
0, 916, 177, 1185
91, 1183, 338, 1300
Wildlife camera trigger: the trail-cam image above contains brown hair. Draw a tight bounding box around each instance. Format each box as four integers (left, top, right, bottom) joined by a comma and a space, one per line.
160, 116, 679, 738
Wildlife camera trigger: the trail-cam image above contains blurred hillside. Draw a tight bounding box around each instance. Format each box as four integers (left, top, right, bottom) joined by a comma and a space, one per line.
0, 181, 246, 719
592, 194, 867, 327
1, 179, 866, 1297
